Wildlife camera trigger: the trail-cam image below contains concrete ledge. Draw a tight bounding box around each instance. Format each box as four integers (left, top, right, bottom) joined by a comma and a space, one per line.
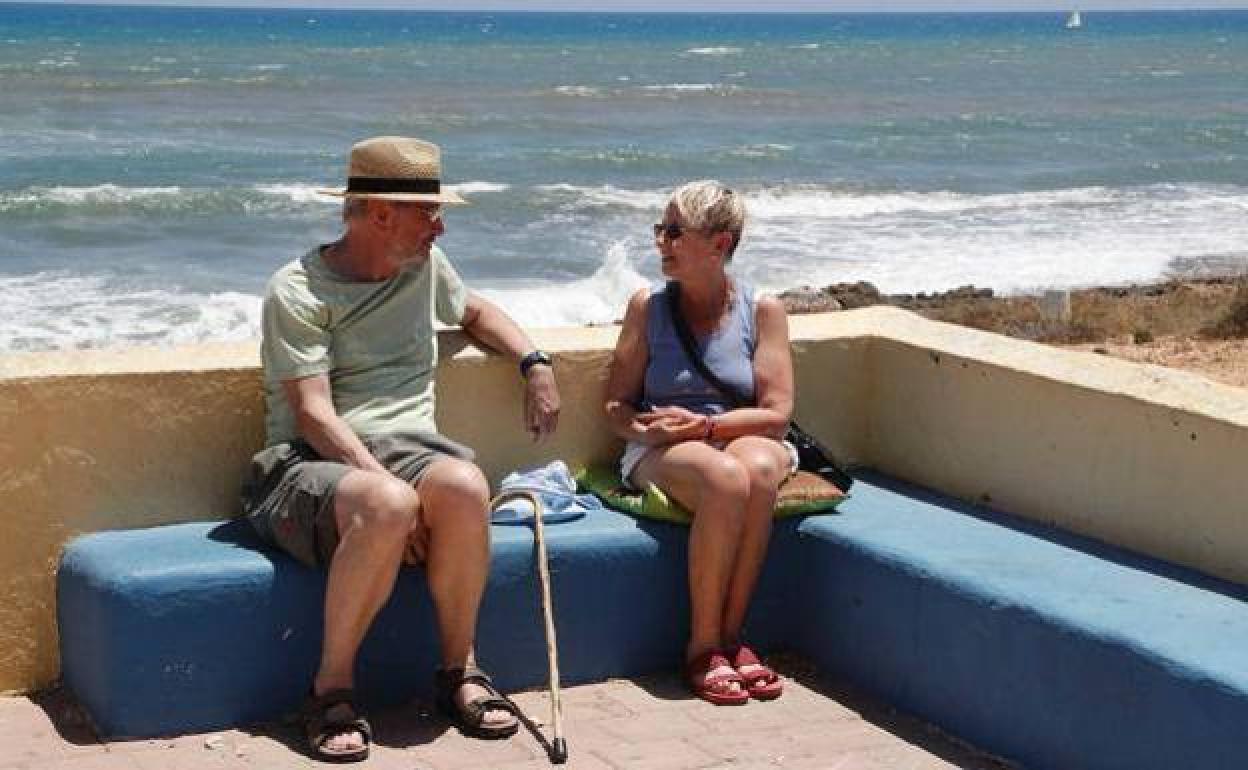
10, 307, 1248, 694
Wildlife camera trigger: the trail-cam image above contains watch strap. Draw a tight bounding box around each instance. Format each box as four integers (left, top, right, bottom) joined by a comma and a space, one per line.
519, 349, 552, 377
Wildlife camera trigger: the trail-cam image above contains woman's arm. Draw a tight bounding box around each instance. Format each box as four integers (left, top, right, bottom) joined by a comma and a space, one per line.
706, 295, 793, 442
604, 289, 705, 445
603, 288, 653, 442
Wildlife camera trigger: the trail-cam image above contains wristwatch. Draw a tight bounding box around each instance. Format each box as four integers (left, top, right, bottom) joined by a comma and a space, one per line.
519, 349, 553, 378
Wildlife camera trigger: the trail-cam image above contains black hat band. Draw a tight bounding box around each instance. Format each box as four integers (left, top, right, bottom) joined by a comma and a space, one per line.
346, 176, 441, 194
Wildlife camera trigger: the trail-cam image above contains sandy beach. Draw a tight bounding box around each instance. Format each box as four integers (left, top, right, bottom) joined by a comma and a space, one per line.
780, 276, 1248, 389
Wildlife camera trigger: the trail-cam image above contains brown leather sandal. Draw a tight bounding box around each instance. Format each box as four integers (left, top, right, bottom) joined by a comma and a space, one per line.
300, 689, 371, 763
434, 665, 520, 740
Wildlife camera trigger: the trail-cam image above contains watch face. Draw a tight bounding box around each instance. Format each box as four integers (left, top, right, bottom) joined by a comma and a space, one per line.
521, 350, 552, 375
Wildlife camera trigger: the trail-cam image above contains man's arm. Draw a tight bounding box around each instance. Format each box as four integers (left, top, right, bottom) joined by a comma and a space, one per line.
458, 292, 561, 440
283, 374, 388, 473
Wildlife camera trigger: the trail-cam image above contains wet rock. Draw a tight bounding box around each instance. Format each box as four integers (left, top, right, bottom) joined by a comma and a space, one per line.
820, 281, 883, 309
778, 286, 842, 313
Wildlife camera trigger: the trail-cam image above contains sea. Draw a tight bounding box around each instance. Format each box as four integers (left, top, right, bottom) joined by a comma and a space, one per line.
2, 4, 1246, 351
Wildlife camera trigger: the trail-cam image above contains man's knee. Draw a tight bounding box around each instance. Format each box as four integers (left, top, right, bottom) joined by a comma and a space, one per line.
337, 471, 420, 536
419, 459, 490, 528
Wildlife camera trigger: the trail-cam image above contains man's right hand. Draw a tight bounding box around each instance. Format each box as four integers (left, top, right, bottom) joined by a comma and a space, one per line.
523, 365, 561, 442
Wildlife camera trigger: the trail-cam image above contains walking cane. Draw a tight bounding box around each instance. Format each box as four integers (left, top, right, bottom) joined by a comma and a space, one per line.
490, 490, 568, 764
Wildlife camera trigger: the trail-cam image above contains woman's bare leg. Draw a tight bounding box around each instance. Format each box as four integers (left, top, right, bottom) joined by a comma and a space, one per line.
633, 441, 749, 688
720, 436, 790, 644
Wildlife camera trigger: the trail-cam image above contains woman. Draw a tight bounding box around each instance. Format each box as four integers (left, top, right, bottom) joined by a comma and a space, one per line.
604, 180, 794, 705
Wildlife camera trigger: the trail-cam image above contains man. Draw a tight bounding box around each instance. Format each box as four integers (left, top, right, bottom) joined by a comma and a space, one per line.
241, 136, 560, 762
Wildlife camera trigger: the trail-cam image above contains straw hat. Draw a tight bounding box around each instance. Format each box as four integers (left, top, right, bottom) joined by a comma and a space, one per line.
320, 136, 466, 204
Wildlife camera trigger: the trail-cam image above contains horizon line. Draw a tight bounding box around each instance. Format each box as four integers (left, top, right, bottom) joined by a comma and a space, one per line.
6, 1, 1248, 12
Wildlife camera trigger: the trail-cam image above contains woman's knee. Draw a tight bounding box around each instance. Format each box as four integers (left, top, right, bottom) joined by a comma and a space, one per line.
738, 448, 788, 491
701, 454, 751, 501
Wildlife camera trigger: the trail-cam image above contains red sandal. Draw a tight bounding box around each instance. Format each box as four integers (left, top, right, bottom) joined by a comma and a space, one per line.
686, 650, 749, 706
727, 644, 784, 700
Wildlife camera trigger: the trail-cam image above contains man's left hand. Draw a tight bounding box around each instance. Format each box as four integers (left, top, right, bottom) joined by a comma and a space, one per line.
524, 365, 560, 441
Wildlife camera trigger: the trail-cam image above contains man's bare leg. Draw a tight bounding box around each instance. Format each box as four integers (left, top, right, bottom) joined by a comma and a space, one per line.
418, 458, 515, 731
314, 470, 421, 755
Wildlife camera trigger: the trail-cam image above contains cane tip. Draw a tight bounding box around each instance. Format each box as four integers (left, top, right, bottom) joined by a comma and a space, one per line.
551, 737, 568, 764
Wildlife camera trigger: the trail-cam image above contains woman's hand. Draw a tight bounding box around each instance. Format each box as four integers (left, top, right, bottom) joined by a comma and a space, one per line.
635, 407, 708, 446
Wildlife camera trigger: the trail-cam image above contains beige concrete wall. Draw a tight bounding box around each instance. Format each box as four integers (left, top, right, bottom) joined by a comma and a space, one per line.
3, 307, 1245, 694
850, 307, 1248, 588
0, 322, 870, 694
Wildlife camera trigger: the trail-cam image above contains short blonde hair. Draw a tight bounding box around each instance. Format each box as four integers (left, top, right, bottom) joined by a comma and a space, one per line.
668, 179, 746, 260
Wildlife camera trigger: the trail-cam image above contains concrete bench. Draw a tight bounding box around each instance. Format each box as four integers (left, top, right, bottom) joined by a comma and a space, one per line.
59, 474, 1248, 769
789, 473, 1248, 770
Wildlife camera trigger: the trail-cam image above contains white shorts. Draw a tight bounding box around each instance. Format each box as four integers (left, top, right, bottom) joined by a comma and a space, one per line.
619, 438, 800, 489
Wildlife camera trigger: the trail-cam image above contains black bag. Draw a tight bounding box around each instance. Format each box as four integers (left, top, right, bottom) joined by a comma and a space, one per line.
664, 283, 853, 492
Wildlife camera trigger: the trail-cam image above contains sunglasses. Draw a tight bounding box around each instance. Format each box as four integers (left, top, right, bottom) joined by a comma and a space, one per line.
653, 222, 690, 240
397, 202, 443, 221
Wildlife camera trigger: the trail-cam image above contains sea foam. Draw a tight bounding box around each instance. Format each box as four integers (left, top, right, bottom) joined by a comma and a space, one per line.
0, 272, 261, 353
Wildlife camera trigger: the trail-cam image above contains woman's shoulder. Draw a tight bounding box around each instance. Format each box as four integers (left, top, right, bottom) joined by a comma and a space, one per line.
749, 290, 787, 329
626, 285, 654, 312
620, 285, 656, 330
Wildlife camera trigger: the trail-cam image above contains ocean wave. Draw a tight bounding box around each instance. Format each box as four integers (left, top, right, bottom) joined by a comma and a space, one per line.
534, 184, 667, 210
0, 184, 340, 215
684, 47, 743, 56
735, 183, 1248, 296
448, 181, 511, 195
525, 183, 1180, 219
744, 185, 1130, 219
641, 83, 728, 92
0, 248, 644, 351
727, 143, 794, 158
541, 147, 675, 165
0, 272, 260, 352
553, 85, 601, 97
0, 185, 184, 208
5, 182, 1247, 351
476, 240, 647, 328
252, 184, 339, 205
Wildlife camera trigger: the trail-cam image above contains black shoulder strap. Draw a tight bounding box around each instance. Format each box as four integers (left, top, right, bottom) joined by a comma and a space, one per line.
665, 282, 748, 408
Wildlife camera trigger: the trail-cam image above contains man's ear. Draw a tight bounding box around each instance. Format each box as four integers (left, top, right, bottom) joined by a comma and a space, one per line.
713, 230, 735, 257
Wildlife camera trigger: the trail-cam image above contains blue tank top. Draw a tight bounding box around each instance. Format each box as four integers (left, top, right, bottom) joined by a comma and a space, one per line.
641, 281, 756, 416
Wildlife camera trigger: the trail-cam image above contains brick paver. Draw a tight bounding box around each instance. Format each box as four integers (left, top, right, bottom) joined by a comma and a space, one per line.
0, 657, 1015, 769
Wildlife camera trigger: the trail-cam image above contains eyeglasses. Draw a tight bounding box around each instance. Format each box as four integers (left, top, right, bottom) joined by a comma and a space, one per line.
653, 222, 689, 241
398, 202, 442, 221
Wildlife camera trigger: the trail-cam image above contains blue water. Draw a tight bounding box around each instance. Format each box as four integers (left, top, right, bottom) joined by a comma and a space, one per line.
2, 4, 1246, 350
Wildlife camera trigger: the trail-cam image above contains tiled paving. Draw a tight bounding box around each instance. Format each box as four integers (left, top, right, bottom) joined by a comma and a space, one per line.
0, 656, 1015, 770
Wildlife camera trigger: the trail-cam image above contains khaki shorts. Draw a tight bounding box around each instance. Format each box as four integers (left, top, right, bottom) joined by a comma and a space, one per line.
240, 431, 474, 568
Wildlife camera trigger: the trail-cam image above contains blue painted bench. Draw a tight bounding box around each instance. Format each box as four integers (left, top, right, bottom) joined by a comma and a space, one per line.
58, 474, 1248, 770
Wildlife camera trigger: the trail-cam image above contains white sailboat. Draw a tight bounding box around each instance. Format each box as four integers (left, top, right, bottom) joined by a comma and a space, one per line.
1065, 10, 1083, 29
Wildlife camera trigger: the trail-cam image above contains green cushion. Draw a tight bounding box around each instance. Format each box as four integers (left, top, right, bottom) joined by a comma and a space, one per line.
574, 465, 847, 525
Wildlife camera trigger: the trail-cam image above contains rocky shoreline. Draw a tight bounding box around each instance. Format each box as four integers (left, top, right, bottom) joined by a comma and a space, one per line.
778, 275, 1248, 388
